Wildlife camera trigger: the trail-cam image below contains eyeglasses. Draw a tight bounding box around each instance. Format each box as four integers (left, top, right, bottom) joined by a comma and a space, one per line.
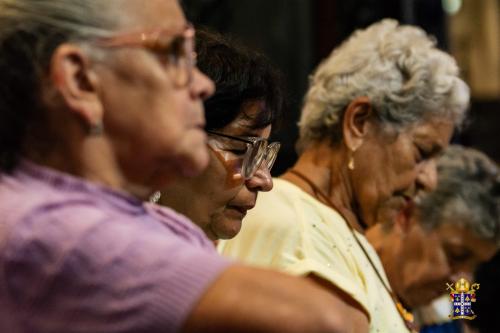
94, 23, 196, 88
206, 130, 281, 180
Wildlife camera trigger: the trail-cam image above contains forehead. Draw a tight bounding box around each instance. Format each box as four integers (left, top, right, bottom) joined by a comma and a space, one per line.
118, 0, 186, 31
437, 223, 498, 262
408, 117, 454, 148
223, 101, 272, 136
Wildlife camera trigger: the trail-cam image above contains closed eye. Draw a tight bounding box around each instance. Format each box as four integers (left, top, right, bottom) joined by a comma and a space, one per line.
226, 148, 247, 156
150, 37, 185, 64
415, 145, 434, 163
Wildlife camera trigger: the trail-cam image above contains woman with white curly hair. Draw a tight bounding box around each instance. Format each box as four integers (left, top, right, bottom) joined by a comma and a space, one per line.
220, 19, 470, 332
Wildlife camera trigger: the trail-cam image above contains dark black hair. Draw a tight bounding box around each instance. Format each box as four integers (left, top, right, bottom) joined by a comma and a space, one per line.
470, 250, 500, 333
195, 28, 284, 131
0, 28, 66, 172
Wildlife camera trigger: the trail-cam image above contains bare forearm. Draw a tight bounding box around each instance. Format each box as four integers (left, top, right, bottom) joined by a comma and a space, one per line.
182, 265, 364, 333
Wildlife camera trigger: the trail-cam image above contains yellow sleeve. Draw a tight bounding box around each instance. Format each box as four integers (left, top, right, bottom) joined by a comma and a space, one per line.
218, 184, 370, 318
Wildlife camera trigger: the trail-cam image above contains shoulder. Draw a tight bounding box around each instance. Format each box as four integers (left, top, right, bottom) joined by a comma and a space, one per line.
245, 178, 327, 228
1, 196, 232, 332
244, 178, 349, 245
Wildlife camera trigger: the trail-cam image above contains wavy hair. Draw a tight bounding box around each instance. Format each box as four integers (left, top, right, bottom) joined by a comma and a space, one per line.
196, 29, 284, 131
419, 145, 500, 245
297, 19, 470, 151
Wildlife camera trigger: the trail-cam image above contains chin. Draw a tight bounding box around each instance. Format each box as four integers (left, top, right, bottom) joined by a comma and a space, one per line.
215, 220, 243, 240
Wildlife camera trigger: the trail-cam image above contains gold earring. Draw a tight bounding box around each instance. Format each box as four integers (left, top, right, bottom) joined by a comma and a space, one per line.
348, 149, 355, 170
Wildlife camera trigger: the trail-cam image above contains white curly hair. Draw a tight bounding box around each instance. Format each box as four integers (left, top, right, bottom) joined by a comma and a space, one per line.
297, 19, 470, 151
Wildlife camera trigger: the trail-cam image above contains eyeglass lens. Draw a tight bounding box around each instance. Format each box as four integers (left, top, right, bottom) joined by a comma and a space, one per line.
241, 141, 281, 179
242, 141, 266, 179
166, 31, 194, 88
206, 131, 280, 180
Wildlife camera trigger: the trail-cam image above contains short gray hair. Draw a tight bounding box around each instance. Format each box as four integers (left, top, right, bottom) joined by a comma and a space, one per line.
419, 145, 500, 246
0, 0, 126, 171
297, 19, 470, 151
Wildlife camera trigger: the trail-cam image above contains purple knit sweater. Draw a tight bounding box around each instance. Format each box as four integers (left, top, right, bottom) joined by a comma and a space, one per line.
0, 161, 231, 333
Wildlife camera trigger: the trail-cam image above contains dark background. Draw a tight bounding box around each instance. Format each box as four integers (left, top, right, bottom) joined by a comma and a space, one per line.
182, 0, 500, 175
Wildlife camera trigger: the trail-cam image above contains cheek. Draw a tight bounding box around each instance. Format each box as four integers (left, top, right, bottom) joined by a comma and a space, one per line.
206, 156, 243, 202
152, 93, 188, 131
387, 150, 418, 187
378, 135, 418, 184
106, 87, 183, 148
211, 150, 246, 188
223, 158, 246, 187
358, 147, 408, 201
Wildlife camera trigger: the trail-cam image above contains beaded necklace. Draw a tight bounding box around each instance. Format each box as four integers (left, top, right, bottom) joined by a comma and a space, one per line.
288, 169, 418, 333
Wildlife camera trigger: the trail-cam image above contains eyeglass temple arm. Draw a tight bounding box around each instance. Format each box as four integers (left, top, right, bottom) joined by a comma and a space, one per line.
205, 130, 256, 144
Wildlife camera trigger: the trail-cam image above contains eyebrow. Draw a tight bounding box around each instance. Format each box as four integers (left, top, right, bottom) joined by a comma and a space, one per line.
415, 136, 446, 156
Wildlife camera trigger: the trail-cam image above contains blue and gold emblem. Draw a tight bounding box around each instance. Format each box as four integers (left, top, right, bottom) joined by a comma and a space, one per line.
447, 278, 480, 320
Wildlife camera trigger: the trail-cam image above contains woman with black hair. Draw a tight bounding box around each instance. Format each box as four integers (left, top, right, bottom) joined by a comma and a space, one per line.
157, 29, 284, 240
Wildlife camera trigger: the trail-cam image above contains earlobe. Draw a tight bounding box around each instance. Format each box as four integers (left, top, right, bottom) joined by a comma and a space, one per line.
49, 44, 103, 132
342, 96, 374, 151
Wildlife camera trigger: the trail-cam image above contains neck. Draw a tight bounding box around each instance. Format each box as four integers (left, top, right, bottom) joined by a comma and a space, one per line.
24, 134, 152, 201
282, 141, 365, 232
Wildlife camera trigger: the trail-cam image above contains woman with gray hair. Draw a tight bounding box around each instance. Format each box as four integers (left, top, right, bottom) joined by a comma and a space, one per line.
220, 19, 470, 332
366, 145, 500, 332
419, 145, 500, 252
367, 145, 500, 309
0, 1, 366, 333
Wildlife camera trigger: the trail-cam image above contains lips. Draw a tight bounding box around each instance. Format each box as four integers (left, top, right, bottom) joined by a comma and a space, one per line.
192, 107, 205, 130
224, 207, 247, 220
226, 203, 255, 219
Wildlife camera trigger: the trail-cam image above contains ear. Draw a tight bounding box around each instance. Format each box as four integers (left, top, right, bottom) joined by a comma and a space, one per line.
342, 96, 374, 151
49, 44, 103, 131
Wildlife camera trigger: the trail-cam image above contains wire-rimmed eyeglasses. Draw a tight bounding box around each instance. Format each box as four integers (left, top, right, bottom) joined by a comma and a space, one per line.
206, 130, 281, 180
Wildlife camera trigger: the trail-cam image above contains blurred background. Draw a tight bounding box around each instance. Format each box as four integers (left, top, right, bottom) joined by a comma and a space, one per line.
182, 0, 500, 175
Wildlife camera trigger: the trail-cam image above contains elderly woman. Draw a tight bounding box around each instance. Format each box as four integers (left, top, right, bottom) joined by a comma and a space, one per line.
366, 145, 500, 309
158, 29, 282, 240
0, 1, 366, 333
219, 19, 470, 333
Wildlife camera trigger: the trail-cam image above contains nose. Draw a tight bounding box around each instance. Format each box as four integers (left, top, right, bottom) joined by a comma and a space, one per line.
245, 163, 273, 192
190, 68, 215, 100
428, 247, 452, 288
416, 158, 438, 192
